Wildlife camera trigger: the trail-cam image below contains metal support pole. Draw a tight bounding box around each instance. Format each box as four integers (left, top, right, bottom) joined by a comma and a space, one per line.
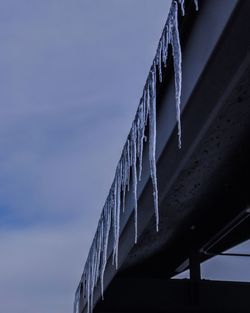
189, 250, 201, 305
189, 250, 201, 282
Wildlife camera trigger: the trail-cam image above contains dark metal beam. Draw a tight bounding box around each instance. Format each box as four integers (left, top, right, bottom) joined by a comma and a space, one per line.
95, 277, 250, 313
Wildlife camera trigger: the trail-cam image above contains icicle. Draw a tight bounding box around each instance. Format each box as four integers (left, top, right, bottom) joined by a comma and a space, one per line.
94, 222, 102, 286
110, 166, 121, 270
73, 286, 80, 313
138, 100, 146, 181
122, 139, 131, 212
89, 255, 93, 313
112, 183, 117, 266
86, 260, 91, 313
131, 123, 138, 243
100, 204, 111, 299
75, 297, 79, 313
194, 0, 199, 11
179, 0, 198, 15
93, 236, 98, 283
142, 88, 149, 132
161, 28, 166, 68
90, 245, 95, 313
148, 66, 159, 232
157, 41, 163, 83
178, 0, 185, 16
100, 220, 104, 273
92, 236, 97, 288
170, 1, 182, 149
73, 292, 77, 313
126, 140, 131, 191
121, 155, 127, 213
136, 107, 141, 159
114, 165, 121, 269
162, 26, 169, 67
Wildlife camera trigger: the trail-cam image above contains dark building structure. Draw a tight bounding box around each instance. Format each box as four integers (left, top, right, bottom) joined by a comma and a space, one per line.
74, 1, 250, 312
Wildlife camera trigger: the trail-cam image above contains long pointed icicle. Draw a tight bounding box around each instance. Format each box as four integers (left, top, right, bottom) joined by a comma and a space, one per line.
170, 1, 182, 149
112, 183, 117, 266
131, 123, 138, 243
148, 67, 159, 232
115, 166, 121, 268
100, 204, 111, 299
138, 100, 146, 181
126, 140, 131, 191
73, 287, 80, 313
122, 155, 127, 212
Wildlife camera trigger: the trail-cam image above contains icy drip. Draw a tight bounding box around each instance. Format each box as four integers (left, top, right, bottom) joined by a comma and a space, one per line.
126, 140, 131, 191
110, 160, 124, 269
136, 107, 141, 159
91, 226, 102, 313
73, 286, 80, 313
87, 241, 94, 313
74, 1, 199, 312
120, 143, 129, 213
84, 258, 90, 313
162, 26, 169, 67
148, 67, 159, 232
111, 184, 117, 266
114, 165, 121, 268
94, 222, 103, 285
178, 0, 185, 16
152, 1, 183, 149
169, 1, 182, 148
131, 123, 138, 243
100, 203, 111, 299
82, 217, 105, 313
90, 251, 95, 313
137, 101, 144, 181
92, 231, 98, 289
179, 0, 199, 15
156, 40, 163, 83
138, 98, 148, 181
194, 0, 199, 11
88, 261, 92, 313
121, 152, 127, 212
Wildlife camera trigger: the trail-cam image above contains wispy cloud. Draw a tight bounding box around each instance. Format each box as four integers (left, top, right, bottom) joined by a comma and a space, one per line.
0, 223, 92, 313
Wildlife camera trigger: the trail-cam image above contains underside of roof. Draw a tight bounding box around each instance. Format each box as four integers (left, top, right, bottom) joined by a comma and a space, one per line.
74, 1, 250, 312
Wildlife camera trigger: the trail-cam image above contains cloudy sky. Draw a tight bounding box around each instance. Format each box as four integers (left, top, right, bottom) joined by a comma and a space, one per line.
0, 1, 172, 312
1, 1, 250, 312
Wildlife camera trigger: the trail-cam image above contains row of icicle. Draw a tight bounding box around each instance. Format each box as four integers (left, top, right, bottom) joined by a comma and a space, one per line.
73, 1, 198, 313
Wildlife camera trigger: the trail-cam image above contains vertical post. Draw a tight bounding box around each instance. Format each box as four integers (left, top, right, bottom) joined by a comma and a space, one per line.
189, 250, 201, 305
189, 250, 201, 282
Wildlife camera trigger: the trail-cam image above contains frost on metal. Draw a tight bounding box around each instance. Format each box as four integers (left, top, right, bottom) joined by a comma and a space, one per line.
73, 1, 198, 312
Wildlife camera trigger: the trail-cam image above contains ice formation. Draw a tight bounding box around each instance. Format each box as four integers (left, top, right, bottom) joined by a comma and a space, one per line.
148, 66, 159, 232
73, 1, 198, 312
171, 1, 182, 148
179, 0, 199, 15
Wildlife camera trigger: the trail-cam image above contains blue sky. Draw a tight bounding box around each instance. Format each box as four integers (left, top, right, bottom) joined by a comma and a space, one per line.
0, 1, 172, 312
